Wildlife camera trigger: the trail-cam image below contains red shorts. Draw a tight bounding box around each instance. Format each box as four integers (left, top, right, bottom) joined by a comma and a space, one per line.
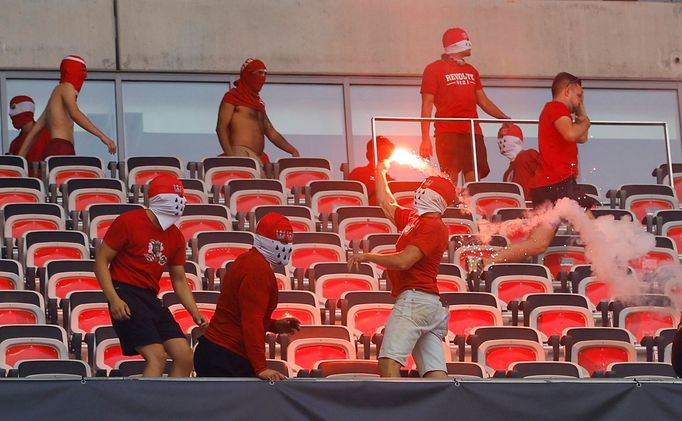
43, 138, 76, 157
435, 132, 490, 179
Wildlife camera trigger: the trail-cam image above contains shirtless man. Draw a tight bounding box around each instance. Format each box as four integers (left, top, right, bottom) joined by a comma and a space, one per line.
216, 58, 299, 169
18, 55, 116, 158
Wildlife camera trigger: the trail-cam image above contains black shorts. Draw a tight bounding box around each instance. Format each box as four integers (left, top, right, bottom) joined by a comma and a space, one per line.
110, 281, 185, 356
435, 132, 490, 179
193, 336, 257, 377
529, 177, 601, 210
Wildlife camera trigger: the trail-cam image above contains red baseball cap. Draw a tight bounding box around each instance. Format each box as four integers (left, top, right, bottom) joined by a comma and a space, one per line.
497, 124, 524, 141
256, 212, 294, 244
421, 176, 457, 205
148, 174, 184, 198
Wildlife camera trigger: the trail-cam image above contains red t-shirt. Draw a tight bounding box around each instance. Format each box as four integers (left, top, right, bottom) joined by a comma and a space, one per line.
9, 128, 51, 176
104, 209, 186, 293
203, 248, 278, 375
534, 101, 577, 187
420, 59, 483, 136
386, 207, 448, 297
503, 149, 541, 199
348, 164, 394, 206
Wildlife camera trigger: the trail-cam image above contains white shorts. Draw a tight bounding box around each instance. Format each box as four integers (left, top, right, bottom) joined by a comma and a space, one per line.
379, 289, 449, 376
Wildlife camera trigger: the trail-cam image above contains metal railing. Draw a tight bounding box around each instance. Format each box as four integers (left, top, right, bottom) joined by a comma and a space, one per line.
371, 116, 673, 188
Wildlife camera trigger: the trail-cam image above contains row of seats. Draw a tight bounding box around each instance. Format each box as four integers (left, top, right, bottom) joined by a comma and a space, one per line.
0, 321, 677, 379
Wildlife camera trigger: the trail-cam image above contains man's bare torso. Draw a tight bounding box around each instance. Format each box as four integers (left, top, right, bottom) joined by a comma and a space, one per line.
229, 105, 266, 155
45, 84, 75, 142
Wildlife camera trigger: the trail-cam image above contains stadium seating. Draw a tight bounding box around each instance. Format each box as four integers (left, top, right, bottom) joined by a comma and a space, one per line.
606, 361, 676, 379
465, 326, 545, 372
61, 178, 126, 215
0, 177, 45, 205
537, 235, 587, 278
158, 261, 204, 294
387, 181, 421, 208
331, 206, 396, 246
0, 156, 28, 178
479, 263, 553, 305
198, 156, 260, 186
249, 205, 315, 233
511, 293, 595, 338
610, 294, 678, 343
62, 291, 110, 357
45, 156, 105, 190
223, 179, 286, 215
0, 324, 69, 370
436, 263, 468, 293
289, 232, 345, 271
89, 326, 143, 376
304, 180, 368, 216
0, 290, 45, 324
561, 327, 637, 375
120, 156, 184, 192
607, 184, 678, 222
162, 291, 219, 333
176, 204, 232, 242
9, 359, 91, 378
442, 208, 476, 235
337, 290, 395, 358
507, 361, 589, 378
273, 158, 332, 191
1, 203, 65, 240
465, 182, 526, 219
652, 163, 682, 200
179, 178, 210, 204
39, 259, 100, 322
0, 260, 23, 290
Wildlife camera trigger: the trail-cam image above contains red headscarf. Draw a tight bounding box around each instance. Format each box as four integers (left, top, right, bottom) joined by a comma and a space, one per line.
222, 58, 267, 112
60, 55, 87, 92
9, 95, 35, 130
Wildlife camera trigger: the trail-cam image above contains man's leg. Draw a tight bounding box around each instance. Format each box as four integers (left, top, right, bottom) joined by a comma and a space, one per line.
135, 343, 168, 377
163, 338, 195, 377
483, 223, 557, 266
435, 133, 462, 185
378, 358, 402, 377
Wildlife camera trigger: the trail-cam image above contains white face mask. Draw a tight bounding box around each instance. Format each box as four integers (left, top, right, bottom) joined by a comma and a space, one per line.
497, 135, 523, 161
149, 193, 186, 230
413, 187, 447, 216
254, 234, 293, 267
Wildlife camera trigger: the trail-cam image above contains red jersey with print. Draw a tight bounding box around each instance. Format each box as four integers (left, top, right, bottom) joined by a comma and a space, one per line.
386, 207, 448, 297
421, 59, 483, 136
104, 209, 186, 293
203, 248, 277, 375
348, 164, 394, 206
503, 149, 541, 199
9, 128, 51, 176
534, 101, 577, 187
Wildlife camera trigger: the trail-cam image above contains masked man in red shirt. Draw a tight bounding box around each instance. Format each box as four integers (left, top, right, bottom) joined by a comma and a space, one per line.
348, 136, 395, 205
480, 72, 599, 269
497, 124, 540, 199
95, 174, 208, 377
420, 27, 510, 183
194, 212, 301, 380
348, 162, 456, 378
8, 95, 51, 177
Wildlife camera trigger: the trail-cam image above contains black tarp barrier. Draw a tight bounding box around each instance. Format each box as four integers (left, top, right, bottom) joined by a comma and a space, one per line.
1, 378, 682, 420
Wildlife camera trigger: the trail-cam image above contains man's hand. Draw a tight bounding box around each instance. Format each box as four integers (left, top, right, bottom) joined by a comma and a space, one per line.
290, 148, 300, 158
257, 368, 287, 381
419, 139, 432, 159
110, 297, 131, 320
193, 312, 209, 328
101, 135, 117, 154
347, 252, 369, 271
273, 317, 301, 334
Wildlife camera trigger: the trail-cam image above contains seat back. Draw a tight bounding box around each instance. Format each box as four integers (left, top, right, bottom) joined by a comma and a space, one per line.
46, 156, 104, 187
276, 158, 332, 190
202, 157, 260, 186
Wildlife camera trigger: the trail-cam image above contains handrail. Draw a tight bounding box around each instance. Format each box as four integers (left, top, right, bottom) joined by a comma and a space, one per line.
371, 116, 672, 187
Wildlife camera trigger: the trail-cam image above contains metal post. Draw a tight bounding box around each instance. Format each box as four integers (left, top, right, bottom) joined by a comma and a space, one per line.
371, 117, 378, 167
663, 122, 674, 189
470, 119, 478, 182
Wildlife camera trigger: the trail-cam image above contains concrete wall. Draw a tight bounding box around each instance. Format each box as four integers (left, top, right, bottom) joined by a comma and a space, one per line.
0, 0, 116, 70
1, 0, 681, 79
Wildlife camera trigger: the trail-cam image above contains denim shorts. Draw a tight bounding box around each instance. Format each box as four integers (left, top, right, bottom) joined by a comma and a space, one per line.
379, 289, 449, 375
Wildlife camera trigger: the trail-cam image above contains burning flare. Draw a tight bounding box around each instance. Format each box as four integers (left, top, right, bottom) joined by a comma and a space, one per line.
387, 148, 446, 177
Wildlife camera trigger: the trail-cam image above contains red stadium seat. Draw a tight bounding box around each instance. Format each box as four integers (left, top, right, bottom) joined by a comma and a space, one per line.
482, 263, 553, 305
0, 156, 28, 178
0, 325, 69, 370
62, 178, 126, 213
562, 327, 637, 375
466, 182, 526, 219
0, 177, 45, 206
0, 290, 45, 325
274, 158, 332, 190
46, 156, 105, 188
289, 232, 345, 271
176, 204, 231, 243
466, 326, 545, 372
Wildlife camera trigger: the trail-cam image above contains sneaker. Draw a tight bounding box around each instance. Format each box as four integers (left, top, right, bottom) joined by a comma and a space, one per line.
465, 255, 484, 274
